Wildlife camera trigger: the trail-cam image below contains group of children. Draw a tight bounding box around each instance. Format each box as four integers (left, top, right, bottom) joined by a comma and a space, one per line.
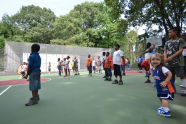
139, 27, 186, 117
22, 27, 186, 118
86, 44, 125, 85
57, 56, 80, 77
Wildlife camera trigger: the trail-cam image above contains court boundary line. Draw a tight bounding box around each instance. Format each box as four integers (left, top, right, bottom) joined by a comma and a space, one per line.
0, 85, 12, 96
0, 78, 51, 87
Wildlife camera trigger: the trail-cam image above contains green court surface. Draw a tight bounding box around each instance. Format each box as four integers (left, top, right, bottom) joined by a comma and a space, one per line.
0, 73, 186, 124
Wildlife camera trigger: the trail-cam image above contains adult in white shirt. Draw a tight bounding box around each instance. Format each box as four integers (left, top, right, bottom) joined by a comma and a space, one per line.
112, 44, 124, 85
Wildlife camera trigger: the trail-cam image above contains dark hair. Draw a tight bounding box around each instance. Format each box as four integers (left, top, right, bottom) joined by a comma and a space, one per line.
115, 44, 120, 48
58, 58, 60, 61
67, 56, 70, 59
102, 52, 105, 56
106, 52, 110, 55
169, 27, 181, 37
146, 42, 151, 49
31, 44, 40, 52
88, 54, 91, 58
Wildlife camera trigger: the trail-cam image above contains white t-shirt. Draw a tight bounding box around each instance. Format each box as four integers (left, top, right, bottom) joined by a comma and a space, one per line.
113, 50, 124, 65
162, 66, 170, 74
64, 60, 70, 69
102, 56, 106, 62
92, 60, 96, 66
21, 65, 27, 72
151, 66, 170, 74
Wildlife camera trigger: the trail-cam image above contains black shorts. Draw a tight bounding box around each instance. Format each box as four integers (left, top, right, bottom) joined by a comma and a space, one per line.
157, 93, 174, 100
166, 66, 186, 77
114, 64, 122, 76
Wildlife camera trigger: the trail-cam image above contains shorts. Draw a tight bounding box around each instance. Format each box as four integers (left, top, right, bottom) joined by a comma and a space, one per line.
121, 65, 125, 71
93, 66, 96, 70
114, 64, 122, 76
87, 66, 92, 71
166, 66, 186, 77
157, 93, 174, 100
141, 60, 150, 71
97, 66, 102, 70
74, 67, 78, 71
29, 71, 41, 91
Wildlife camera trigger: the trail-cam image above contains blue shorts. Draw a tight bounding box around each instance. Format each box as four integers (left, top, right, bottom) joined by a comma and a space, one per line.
93, 66, 96, 70
29, 71, 41, 91
121, 65, 125, 71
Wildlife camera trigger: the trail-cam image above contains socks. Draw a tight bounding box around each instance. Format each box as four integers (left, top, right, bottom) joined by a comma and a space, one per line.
162, 107, 170, 112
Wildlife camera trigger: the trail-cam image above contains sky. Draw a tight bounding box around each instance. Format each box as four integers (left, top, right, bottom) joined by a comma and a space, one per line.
0, 0, 148, 35
0, 0, 103, 18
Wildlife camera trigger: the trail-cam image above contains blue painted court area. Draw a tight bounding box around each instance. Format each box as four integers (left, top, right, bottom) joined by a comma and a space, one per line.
0, 73, 186, 124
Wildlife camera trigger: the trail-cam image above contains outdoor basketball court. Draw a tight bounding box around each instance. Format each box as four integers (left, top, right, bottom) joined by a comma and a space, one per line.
0, 72, 186, 124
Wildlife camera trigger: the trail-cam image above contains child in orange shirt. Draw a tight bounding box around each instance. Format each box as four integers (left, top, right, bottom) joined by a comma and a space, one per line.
104, 52, 113, 81
86, 54, 92, 76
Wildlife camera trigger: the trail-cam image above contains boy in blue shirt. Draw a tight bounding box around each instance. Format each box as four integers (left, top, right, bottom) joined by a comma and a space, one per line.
25, 44, 41, 106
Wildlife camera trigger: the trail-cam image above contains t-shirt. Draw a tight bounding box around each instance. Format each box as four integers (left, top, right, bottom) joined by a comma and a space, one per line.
138, 57, 144, 63
86, 58, 92, 66
92, 60, 96, 67
121, 58, 125, 66
96, 58, 102, 66
64, 60, 70, 69
113, 50, 124, 65
145, 53, 152, 60
102, 56, 106, 64
28, 52, 41, 73
104, 56, 112, 68
21, 64, 27, 72
164, 38, 185, 67
73, 59, 78, 67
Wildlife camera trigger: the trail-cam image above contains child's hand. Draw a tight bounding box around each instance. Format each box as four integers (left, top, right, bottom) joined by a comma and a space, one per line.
160, 81, 167, 87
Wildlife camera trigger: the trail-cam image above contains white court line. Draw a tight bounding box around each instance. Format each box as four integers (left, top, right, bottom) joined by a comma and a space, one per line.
0, 85, 12, 96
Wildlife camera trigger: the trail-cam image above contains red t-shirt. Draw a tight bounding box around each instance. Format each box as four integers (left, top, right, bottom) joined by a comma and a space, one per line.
104, 56, 112, 68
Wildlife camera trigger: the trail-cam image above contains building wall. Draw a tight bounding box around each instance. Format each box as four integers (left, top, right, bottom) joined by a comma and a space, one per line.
4, 42, 111, 72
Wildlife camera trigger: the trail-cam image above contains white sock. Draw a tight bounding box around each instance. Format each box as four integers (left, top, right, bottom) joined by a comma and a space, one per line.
162, 107, 170, 112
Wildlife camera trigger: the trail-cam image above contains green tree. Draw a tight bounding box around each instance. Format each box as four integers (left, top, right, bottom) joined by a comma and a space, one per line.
105, 0, 186, 35
53, 2, 128, 48
12, 5, 56, 43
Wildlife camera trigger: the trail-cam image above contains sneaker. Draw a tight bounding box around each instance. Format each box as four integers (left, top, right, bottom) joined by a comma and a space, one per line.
25, 98, 38, 106
118, 80, 123, 85
157, 108, 171, 117
162, 111, 171, 117
145, 72, 151, 77
35, 95, 40, 101
103, 76, 106, 78
112, 79, 118, 84
104, 78, 109, 81
157, 107, 163, 115
108, 78, 112, 81
145, 79, 151, 83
